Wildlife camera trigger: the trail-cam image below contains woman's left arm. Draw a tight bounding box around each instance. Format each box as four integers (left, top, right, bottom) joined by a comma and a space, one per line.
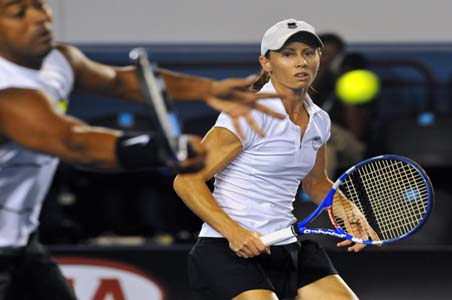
302, 145, 372, 252
301, 145, 333, 205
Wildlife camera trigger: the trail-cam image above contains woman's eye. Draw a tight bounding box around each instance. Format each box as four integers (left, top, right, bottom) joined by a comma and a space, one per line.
305, 49, 316, 56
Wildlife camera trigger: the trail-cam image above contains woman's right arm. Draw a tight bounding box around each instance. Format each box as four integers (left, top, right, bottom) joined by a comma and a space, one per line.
173, 127, 269, 258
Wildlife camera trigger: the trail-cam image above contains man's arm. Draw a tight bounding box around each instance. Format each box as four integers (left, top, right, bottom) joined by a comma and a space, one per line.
0, 88, 119, 169
58, 44, 213, 101
0, 88, 204, 171
57, 44, 284, 136
57, 44, 280, 102
56, 44, 143, 102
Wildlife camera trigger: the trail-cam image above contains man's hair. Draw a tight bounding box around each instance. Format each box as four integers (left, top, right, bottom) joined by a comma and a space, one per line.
318, 33, 345, 52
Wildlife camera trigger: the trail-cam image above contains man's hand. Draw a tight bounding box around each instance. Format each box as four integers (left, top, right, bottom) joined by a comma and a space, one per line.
170, 135, 206, 174
205, 75, 285, 138
160, 70, 285, 138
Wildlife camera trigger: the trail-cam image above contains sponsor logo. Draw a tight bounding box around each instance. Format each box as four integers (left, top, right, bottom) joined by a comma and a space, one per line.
303, 228, 346, 238
123, 134, 150, 146
55, 257, 164, 300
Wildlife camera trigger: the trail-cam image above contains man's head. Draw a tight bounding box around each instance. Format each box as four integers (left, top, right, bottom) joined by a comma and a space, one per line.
0, 0, 53, 69
318, 33, 345, 69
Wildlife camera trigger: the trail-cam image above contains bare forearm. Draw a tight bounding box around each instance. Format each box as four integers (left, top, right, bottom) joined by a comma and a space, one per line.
174, 175, 241, 238
98, 68, 212, 103
62, 125, 168, 171
160, 69, 212, 101
303, 176, 334, 205
20, 123, 121, 170
302, 146, 334, 205
60, 126, 120, 169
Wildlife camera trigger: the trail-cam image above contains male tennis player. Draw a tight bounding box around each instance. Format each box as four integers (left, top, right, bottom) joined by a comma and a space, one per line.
0, 1, 283, 299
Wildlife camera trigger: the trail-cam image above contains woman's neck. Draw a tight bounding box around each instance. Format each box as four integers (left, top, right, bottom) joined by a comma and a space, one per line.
270, 78, 307, 115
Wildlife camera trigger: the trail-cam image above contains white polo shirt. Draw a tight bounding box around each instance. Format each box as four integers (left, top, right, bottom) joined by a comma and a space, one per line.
199, 81, 331, 245
0, 49, 74, 247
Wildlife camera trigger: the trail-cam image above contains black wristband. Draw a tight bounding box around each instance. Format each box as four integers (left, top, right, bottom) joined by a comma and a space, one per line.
115, 132, 165, 170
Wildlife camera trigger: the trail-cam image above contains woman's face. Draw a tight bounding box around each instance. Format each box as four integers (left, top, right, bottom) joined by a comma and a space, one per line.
259, 41, 320, 92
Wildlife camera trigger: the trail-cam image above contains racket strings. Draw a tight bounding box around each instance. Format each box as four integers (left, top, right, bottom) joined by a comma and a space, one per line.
333, 159, 430, 241
361, 161, 426, 238
361, 160, 429, 239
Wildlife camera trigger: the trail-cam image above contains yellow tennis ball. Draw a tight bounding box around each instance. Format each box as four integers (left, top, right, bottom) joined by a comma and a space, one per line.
335, 70, 380, 105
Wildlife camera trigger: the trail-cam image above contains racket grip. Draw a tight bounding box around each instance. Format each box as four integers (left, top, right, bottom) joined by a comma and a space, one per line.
260, 227, 296, 246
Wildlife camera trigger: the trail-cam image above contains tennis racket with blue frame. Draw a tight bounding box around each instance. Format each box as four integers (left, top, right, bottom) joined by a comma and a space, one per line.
261, 154, 434, 246
129, 47, 189, 165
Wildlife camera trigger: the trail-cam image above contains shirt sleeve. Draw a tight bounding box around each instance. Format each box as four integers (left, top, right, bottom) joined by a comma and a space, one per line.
323, 112, 332, 144
0, 75, 6, 90
213, 110, 264, 150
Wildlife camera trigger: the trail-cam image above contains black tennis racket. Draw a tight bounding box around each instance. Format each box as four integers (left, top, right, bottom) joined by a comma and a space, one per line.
261, 155, 434, 246
129, 47, 188, 165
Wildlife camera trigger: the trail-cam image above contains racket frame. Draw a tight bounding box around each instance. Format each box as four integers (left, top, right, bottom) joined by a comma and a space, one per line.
261, 154, 434, 246
129, 47, 188, 163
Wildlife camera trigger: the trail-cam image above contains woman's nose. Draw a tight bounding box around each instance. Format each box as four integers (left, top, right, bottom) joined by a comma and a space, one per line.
296, 55, 308, 67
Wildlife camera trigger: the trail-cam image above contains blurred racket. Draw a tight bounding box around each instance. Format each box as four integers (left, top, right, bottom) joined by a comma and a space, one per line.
129, 47, 189, 165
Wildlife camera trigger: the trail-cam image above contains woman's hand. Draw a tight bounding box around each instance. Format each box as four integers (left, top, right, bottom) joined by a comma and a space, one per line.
334, 197, 380, 252
226, 226, 271, 258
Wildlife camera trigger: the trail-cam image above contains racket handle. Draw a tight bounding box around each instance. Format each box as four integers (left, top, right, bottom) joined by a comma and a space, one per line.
260, 227, 296, 246
171, 134, 189, 162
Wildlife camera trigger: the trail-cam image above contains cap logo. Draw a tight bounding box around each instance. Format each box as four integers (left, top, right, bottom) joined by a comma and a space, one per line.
287, 22, 297, 29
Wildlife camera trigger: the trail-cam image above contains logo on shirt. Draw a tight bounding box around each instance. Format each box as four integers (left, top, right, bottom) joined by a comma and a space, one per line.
312, 136, 322, 151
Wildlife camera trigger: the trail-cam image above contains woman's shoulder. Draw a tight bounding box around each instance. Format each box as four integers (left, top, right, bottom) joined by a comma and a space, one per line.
257, 97, 286, 114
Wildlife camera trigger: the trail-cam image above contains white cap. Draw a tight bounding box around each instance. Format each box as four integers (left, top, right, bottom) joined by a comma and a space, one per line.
260, 18, 323, 55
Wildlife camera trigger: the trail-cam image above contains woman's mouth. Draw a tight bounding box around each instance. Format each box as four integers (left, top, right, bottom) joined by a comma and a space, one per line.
294, 72, 309, 80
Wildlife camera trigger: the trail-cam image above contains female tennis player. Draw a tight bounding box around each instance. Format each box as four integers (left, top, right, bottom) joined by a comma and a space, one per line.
174, 19, 369, 300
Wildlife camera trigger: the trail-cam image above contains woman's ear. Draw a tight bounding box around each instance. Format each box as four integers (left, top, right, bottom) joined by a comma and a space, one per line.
259, 55, 272, 73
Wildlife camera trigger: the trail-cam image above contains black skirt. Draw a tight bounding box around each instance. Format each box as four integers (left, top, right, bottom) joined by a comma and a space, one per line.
187, 237, 338, 300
